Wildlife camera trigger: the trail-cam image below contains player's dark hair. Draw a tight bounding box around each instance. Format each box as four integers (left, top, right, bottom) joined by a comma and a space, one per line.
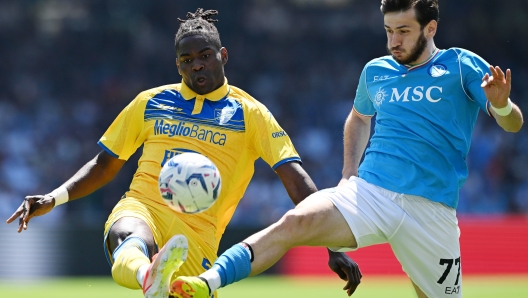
175, 8, 222, 52
380, 0, 439, 28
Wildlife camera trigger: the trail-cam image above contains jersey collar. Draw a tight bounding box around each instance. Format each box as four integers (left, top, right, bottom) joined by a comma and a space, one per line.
180, 77, 230, 114
180, 77, 230, 102
405, 48, 440, 71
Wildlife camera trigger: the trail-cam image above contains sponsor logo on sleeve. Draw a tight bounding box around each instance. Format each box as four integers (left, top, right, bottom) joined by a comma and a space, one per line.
272, 131, 287, 138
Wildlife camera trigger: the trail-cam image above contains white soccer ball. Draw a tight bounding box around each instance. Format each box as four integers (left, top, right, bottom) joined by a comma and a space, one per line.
158, 152, 221, 214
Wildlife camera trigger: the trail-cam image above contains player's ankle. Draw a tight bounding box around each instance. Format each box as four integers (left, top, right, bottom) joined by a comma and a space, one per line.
199, 269, 221, 293
197, 276, 212, 295
137, 264, 150, 289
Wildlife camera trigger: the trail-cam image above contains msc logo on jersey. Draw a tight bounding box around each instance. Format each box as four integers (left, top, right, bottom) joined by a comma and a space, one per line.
428, 64, 448, 77
154, 119, 227, 146
161, 148, 199, 166
388, 86, 443, 103
215, 105, 238, 125
374, 87, 388, 107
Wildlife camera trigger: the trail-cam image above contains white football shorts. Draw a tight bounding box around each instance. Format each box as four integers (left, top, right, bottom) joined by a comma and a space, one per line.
325, 176, 462, 297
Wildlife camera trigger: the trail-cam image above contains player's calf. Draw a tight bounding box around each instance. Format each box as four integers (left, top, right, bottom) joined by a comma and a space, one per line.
172, 242, 252, 298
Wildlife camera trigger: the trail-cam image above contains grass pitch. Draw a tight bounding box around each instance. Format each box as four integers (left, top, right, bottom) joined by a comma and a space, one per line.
0, 275, 526, 297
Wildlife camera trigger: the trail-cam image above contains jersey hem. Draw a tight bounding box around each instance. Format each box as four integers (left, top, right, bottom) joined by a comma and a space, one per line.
359, 172, 458, 209
353, 106, 375, 117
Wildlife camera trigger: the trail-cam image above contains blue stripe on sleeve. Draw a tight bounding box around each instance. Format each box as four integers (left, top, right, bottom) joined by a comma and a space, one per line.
272, 157, 302, 170
97, 141, 119, 158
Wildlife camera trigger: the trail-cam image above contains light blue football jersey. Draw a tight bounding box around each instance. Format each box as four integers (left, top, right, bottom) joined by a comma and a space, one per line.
354, 48, 492, 208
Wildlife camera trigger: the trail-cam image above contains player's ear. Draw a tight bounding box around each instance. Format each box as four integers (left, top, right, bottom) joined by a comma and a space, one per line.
425, 20, 437, 38
220, 47, 228, 65
176, 59, 181, 75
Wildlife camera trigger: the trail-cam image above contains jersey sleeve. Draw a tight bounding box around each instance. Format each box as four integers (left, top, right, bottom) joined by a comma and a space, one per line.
247, 103, 301, 170
353, 64, 376, 116
458, 49, 491, 113
98, 92, 148, 160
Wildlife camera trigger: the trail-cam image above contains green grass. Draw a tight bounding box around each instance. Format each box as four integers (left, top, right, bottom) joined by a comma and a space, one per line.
0, 275, 526, 297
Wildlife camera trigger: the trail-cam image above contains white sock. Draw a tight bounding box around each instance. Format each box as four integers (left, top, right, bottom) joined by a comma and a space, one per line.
137, 264, 150, 288
199, 268, 222, 292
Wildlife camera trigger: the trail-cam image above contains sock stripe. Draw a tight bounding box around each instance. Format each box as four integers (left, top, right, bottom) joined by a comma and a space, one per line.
112, 236, 149, 262
240, 242, 254, 262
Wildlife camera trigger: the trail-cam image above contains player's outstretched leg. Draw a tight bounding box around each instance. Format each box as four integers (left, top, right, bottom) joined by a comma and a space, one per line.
172, 189, 357, 296
171, 242, 252, 298
143, 235, 189, 298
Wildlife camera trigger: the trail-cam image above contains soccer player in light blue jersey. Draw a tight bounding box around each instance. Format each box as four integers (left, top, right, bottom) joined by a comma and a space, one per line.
172, 1, 523, 297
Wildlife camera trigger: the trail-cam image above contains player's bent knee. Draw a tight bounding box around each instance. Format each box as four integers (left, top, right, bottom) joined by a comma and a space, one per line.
108, 217, 156, 257
278, 209, 321, 245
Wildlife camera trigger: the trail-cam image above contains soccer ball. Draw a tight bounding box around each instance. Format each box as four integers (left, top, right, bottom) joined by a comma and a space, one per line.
158, 152, 221, 214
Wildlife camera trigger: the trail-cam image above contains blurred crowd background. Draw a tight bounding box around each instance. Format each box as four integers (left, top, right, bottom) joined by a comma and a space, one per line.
1, 0, 528, 231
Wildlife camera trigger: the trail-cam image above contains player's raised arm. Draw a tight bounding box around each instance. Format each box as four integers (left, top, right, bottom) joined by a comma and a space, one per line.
482, 66, 523, 132
6, 150, 125, 233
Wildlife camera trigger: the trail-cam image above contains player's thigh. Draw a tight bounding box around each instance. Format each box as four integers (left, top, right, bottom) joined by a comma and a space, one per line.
277, 188, 357, 249
104, 197, 161, 262
163, 215, 217, 276
297, 176, 405, 251
104, 196, 218, 276
153, 200, 218, 276
390, 195, 461, 298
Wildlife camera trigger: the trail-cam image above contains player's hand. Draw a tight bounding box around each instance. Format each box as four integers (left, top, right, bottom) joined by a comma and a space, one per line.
327, 249, 362, 296
481, 66, 511, 109
6, 195, 55, 233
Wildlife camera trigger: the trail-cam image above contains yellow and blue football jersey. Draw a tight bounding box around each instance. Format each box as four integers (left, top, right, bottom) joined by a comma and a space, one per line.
99, 78, 301, 250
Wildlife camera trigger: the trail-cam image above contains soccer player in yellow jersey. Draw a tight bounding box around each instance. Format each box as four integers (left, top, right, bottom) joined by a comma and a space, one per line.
7, 8, 361, 298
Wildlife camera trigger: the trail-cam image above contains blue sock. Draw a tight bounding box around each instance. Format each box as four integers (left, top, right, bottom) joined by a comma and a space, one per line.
212, 243, 251, 287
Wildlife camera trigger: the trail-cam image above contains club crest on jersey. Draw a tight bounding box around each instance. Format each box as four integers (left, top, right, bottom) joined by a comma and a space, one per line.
215, 106, 238, 125
428, 64, 448, 77
374, 87, 387, 107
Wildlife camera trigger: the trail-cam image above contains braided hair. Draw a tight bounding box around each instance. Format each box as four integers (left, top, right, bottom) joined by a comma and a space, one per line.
175, 8, 222, 51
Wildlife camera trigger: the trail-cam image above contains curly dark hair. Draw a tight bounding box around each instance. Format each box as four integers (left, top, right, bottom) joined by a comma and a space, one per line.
175, 8, 222, 52
380, 0, 439, 28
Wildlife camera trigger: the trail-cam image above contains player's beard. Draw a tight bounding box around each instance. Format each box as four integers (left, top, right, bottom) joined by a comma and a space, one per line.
387, 30, 427, 65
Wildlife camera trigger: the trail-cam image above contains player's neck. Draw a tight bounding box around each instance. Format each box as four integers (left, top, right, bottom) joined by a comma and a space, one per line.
408, 44, 438, 67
